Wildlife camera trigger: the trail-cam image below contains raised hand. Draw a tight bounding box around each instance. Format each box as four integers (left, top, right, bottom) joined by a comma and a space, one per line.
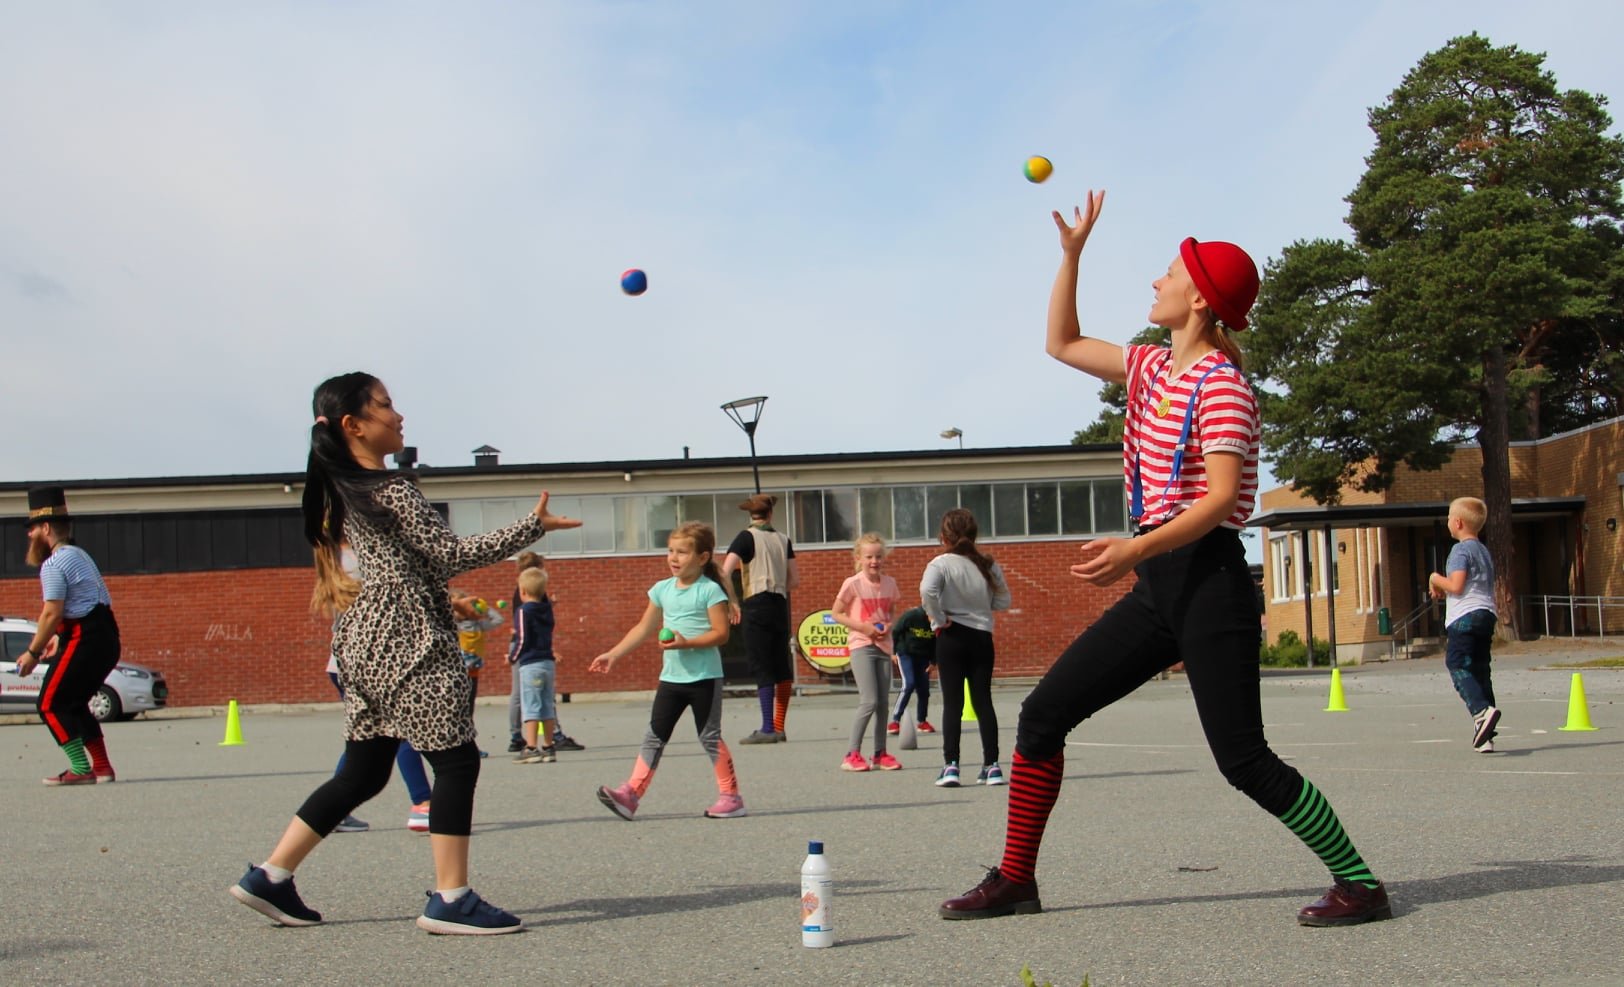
1052, 189, 1106, 255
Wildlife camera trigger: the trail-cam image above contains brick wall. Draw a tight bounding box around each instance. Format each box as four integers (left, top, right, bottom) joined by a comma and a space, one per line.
0, 539, 1124, 709
1259, 418, 1624, 649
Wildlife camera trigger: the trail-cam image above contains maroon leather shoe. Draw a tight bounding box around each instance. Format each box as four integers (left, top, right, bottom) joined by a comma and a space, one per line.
939, 868, 1042, 920
1297, 878, 1393, 926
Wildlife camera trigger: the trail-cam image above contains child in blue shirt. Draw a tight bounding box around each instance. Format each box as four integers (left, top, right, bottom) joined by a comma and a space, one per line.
1428, 496, 1500, 752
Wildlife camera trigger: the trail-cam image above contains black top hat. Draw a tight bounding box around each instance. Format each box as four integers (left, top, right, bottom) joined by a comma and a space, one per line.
26, 486, 71, 525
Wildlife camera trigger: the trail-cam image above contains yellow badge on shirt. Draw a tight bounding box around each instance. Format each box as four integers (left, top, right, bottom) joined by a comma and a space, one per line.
1156, 395, 1172, 418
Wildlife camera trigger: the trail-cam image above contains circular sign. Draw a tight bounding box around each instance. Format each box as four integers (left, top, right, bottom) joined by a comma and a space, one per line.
796, 609, 851, 675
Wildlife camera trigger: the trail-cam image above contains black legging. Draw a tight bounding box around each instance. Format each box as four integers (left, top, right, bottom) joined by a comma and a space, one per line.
297, 739, 482, 836
1015, 527, 1302, 816
741, 593, 791, 687
936, 623, 999, 767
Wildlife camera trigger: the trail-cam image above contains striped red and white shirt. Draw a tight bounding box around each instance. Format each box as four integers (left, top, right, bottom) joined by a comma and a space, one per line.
1121, 344, 1260, 530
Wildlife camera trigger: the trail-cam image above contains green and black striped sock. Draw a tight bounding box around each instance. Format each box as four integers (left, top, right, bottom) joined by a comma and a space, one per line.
61, 738, 91, 775
1277, 779, 1378, 888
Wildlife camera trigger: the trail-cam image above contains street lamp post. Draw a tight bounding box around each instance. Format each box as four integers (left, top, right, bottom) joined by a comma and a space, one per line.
940, 427, 963, 449
721, 395, 769, 494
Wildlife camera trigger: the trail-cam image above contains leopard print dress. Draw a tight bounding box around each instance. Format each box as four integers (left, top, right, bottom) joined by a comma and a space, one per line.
332, 477, 543, 751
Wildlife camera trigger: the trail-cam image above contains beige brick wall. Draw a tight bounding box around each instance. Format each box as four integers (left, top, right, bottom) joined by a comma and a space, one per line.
1260, 418, 1624, 654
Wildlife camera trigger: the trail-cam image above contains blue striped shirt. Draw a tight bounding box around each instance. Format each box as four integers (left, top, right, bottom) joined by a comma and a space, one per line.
39, 545, 111, 618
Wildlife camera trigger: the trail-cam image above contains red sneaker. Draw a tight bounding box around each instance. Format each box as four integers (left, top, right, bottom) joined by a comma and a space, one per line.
872, 751, 903, 771
94, 768, 117, 784
44, 770, 98, 786
916, 721, 936, 734
886, 721, 900, 736
840, 751, 871, 772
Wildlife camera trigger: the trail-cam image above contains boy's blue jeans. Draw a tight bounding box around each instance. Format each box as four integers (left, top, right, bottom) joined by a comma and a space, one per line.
1445, 609, 1497, 716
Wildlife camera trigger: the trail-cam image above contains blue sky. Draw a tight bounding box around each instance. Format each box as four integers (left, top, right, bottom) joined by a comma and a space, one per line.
5, 1, 1623, 490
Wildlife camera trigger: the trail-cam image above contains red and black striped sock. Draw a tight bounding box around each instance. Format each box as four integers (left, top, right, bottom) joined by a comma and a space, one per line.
772, 681, 792, 734
999, 750, 1064, 885
86, 737, 112, 774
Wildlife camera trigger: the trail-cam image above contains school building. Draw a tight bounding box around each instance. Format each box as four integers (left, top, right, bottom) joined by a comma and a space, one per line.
1, 444, 1137, 709
1249, 415, 1624, 662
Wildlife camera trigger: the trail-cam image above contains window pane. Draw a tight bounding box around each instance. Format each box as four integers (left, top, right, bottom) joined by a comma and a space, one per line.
482, 499, 520, 530
579, 498, 615, 553
1059, 481, 1093, 535
679, 494, 716, 530
959, 485, 991, 531
826, 489, 857, 543
859, 488, 893, 540
792, 490, 825, 544
614, 496, 647, 552
1027, 483, 1059, 536
449, 502, 483, 537
1093, 480, 1127, 533
893, 486, 926, 541
647, 495, 679, 549
926, 485, 958, 532
993, 484, 1026, 537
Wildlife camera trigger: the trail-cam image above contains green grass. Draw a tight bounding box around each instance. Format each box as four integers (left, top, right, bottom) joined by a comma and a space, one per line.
1020, 964, 1090, 987
1548, 657, 1624, 668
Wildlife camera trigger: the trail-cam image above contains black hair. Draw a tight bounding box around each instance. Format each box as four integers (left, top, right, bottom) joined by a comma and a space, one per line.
301, 372, 398, 552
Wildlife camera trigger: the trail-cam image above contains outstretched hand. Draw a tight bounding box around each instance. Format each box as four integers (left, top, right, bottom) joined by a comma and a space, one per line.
533, 491, 583, 532
1052, 189, 1106, 255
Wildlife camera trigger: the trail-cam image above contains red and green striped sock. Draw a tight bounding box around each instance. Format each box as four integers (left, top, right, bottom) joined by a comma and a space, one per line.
61, 738, 91, 775
1278, 779, 1378, 888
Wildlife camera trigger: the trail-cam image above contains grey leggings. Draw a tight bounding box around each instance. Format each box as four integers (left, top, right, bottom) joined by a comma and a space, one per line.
846, 645, 893, 754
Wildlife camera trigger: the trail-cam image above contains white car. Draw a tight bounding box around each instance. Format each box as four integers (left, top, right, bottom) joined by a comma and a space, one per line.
0, 616, 169, 721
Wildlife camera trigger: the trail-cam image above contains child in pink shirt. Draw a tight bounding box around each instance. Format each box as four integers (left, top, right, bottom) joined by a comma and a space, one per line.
832, 533, 901, 771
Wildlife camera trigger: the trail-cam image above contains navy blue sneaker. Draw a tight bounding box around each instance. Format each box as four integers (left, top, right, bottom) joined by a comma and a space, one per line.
229, 864, 322, 926
416, 889, 523, 935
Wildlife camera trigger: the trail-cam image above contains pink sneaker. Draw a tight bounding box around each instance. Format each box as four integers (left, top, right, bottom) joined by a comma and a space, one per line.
872, 751, 903, 771
704, 793, 747, 818
596, 783, 639, 821
841, 751, 871, 772
43, 770, 97, 786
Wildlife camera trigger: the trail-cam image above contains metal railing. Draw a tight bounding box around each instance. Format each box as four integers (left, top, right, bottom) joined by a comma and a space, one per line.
1388, 599, 1441, 661
1519, 595, 1624, 639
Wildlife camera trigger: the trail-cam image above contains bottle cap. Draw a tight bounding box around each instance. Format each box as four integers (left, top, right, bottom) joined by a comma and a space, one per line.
808, 840, 823, 854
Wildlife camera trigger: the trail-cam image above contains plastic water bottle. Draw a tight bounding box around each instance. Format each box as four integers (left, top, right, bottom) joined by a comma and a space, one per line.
800, 840, 834, 947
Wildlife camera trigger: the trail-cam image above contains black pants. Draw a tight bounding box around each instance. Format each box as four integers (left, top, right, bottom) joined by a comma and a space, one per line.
1016, 527, 1303, 816
741, 593, 791, 687
297, 739, 481, 837
936, 623, 999, 767
38, 604, 121, 746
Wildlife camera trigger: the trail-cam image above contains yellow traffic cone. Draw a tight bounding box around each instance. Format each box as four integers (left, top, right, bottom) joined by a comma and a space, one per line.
1558, 672, 1598, 732
219, 699, 245, 746
962, 682, 977, 722
1323, 667, 1350, 712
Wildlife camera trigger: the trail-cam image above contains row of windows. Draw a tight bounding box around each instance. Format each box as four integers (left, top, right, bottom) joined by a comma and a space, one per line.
0, 478, 1127, 578
449, 479, 1130, 556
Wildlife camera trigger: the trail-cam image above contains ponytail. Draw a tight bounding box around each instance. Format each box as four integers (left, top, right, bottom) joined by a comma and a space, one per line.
310, 543, 359, 617
1213, 323, 1245, 374
939, 508, 998, 592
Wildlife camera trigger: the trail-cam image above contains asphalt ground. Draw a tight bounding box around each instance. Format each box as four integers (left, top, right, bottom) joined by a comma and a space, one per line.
3, 642, 1620, 986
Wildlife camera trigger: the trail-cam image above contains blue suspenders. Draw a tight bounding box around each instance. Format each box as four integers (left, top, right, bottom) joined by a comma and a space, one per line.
1129, 358, 1230, 526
